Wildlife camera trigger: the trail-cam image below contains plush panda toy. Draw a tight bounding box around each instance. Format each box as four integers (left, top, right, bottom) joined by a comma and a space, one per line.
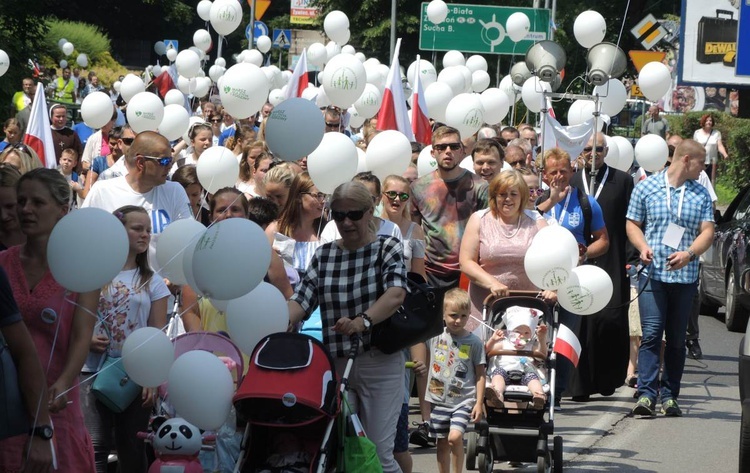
148, 417, 204, 473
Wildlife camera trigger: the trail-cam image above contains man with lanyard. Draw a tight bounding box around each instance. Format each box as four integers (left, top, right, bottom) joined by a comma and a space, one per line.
626, 139, 714, 417
568, 132, 634, 401
53, 67, 76, 104
535, 147, 609, 408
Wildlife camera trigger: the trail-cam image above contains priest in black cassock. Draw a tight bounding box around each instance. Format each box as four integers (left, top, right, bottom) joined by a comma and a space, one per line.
568, 132, 634, 399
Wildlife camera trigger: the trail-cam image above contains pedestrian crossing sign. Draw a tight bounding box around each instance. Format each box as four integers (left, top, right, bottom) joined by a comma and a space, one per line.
273, 29, 292, 50
164, 40, 179, 51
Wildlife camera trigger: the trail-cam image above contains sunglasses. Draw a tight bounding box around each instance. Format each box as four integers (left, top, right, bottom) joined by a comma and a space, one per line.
12, 143, 30, 153
325, 122, 341, 128
433, 142, 462, 151
583, 146, 606, 153
529, 188, 544, 197
383, 191, 410, 201
302, 191, 327, 201
120, 137, 135, 145
139, 155, 173, 167
209, 118, 222, 123
330, 209, 367, 222
507, 160, 525, 167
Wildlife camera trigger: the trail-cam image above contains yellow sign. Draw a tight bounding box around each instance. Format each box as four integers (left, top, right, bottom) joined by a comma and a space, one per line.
251, 0, 271, 20
290, 0, 318, 25
628, 50, 667, 73
631, 85, 644, 98
630, 14, 668, 50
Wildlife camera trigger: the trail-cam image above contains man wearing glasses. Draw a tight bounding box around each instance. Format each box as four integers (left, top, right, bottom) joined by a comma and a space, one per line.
566, 132, 635, 402
504, 145, 528, 170
82, 131, 192, 267
411, 126, 489, 289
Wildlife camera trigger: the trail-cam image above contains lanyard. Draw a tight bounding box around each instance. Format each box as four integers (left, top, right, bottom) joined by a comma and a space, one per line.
664, 173, 685, 222
582, 166, 609, 200
550, 191, 572, 225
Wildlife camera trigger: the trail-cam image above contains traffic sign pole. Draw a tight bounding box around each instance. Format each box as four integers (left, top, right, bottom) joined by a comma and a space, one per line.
250, 0, 256, 45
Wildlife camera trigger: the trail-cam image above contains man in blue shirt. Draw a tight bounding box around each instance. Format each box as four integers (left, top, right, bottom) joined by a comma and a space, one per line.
626, 139, 714, 417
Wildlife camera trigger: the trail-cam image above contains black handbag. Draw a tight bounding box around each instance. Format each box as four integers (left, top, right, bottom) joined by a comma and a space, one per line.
0, 331, 30, 440
371, 262, 446, 354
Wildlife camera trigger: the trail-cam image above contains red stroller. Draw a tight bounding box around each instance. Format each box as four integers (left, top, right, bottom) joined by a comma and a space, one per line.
232, 332, 357, 473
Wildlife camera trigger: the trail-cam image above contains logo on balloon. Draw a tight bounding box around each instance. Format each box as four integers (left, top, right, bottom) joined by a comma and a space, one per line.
329, 68, 358, 90
542, 268, 569, 290
462, 109, 483, 128
136, 110, 157, 121
561, 284, 594, 312
223, 86, 249, 101
269, 109, 288, 122
196, 228, 220, 251
360, 93, 378, 106
216, 4, 238, 21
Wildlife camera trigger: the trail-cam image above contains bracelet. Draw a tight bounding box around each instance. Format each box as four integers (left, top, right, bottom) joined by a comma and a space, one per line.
687, 248, 696, 262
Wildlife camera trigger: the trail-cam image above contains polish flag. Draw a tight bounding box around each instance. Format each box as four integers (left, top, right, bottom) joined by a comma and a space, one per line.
284, 49, 309, 100
377, 38, 415, 141
553, 323, 582, 367
410, 55, 432, 145
23, 82, 57, 169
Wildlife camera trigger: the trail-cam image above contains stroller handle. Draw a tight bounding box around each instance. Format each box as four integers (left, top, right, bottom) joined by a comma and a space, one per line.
486, 348, 547, 362
482, 291, 544, 309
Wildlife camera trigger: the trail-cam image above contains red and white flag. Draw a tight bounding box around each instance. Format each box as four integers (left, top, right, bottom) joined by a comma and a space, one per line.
553, 323, 582, 367
23, 82, 57, 169
410, 55, 432, 145
284, 49, 309, 100
377, 39, 415, 141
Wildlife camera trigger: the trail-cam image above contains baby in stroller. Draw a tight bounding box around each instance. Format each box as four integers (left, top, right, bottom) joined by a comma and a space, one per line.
484, 306, 547, 410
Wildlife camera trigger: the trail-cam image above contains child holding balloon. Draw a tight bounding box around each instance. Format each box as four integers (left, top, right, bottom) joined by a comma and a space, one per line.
80, 205, 169, 473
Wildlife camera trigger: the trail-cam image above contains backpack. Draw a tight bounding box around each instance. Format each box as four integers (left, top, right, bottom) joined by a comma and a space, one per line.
536, 188, 593, 245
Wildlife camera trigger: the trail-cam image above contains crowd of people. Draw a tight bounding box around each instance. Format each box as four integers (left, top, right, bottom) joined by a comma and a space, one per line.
0, 70, 722, 473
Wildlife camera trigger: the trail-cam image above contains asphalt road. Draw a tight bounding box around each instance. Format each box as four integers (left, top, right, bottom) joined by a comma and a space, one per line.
408, 309, 743, 472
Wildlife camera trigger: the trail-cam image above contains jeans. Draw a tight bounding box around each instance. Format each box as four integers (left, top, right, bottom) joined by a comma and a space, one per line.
554, 307, 580, 399
637, 278, 697, 403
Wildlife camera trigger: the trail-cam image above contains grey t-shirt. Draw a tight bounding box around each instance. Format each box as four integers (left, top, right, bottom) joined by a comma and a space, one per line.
425, 330, 486, 408
642, 117, 669, 138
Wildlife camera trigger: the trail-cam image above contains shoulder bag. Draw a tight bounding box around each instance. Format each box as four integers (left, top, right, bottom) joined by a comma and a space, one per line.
91, 322, 141, 413
0, 331, 30, 439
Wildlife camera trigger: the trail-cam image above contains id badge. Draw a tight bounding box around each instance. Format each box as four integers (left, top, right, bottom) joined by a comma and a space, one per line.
662, 222, 685, 249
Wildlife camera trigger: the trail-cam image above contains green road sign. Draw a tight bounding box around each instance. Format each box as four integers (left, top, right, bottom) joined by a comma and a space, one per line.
419, 3, 551, 55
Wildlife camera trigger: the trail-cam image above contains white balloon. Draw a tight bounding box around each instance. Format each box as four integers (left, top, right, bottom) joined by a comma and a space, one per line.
438, 66, 468, 96
219, 63, 269, 119
601, 135, 621, 171
364, 64, 385, 90
443, 50, 465, 68
521, 77, 551, 113
122, 327, 174, 388
226, 283, 289, 356
530, 225, 580, 273
574, 10, 607, 49
196, 146, 239, 194
197, 0, 213, 21
127, 92, 165, 133
112, 81, 121, 93
465, 55, 488, 73
48, 208, 128, 293
164, 89, 185, 106
58, 38, 68, 49
166, 48, 178, 62
638, 61, 672, 102
355, 52, 367, 63
524, 239, 575, 290
353, 84, 382, 119
342, 45, 356, 55
506, 12, 531, 42
594, 79, 627, 117
268, 88, 285, 106
209, 0, 243, 36
498, 75, 520, 104
325, 41, 341, 62
208, 64, 225, 82
62, 42, 74, 56
324, 10, 350, 44
567, 99, 596, 126
215, 57, 227, 68
156, 219, 206, 286
265, 98, 325, 161
154, 41, 167, 56
424, 81, 454, 122
609, 135, 635, 172
76, 53, 88, 68
558, 265, 614, 315
308, 132, 359, 193
355, 146, 368, 172
191, 218, 272, 300
168, 350, 234, 430
192, 76, 211, 98
322, 54, 367, 108
152, 65, 163, 77
81, 92, 114, 129
307, 42, 327, 68
256, 35, 272, 54
471, 70, 491, 93
427, 0, 449, 25
193, 29, 212, 52
120, 74, 145, 103
59, 59, 68, 69
159, 104, 191, 141
445, 93, 485, 139
480, 88, 510, 125
243, 49, 263, 66
301, 85, 319, 102
407, 59, 437, 90
635, 134, 668, 172
417, 145, 437, 177
336, 29, 351, 46
175, 50, 202, 79
365, 130, 412, 181
314, 86, 331, 108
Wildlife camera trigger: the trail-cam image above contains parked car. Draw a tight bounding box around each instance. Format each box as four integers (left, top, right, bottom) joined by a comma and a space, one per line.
699, 186, 750, 332
739, 322, 750, 470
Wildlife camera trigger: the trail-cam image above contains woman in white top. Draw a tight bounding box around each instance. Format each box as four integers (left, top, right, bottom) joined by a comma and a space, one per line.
170, 122, 213, 175
693, 113, 728, 182
380, 174, 426, 278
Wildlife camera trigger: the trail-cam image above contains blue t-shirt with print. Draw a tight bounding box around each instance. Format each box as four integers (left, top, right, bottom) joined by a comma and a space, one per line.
545, 188, 606, 245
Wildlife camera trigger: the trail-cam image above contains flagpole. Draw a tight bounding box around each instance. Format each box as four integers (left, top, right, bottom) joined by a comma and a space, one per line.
390, 0, 397, 64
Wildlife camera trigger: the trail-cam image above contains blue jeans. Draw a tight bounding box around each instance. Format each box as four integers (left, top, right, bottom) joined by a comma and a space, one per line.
637, 277, 697, 403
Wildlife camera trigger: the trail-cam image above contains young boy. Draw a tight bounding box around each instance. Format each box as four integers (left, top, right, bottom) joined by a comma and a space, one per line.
58, 148, 84, 200
425, 288, 486, 473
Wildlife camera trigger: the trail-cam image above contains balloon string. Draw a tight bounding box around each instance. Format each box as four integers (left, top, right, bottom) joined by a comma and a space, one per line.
615, 0, 633, 52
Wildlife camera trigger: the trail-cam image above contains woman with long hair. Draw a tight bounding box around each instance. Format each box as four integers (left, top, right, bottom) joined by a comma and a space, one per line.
80, 206, 169, 473
263, 162, 297, 210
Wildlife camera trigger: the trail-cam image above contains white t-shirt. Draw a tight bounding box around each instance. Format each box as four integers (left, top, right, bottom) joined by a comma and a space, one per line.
693, 128, 722, 164
82, 177, 193, 270
99, 157, 128, 181
319, 218, 403, 244
697, 170, 717, 203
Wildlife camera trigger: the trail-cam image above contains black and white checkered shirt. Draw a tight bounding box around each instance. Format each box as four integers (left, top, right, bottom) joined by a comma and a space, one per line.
290, 236, 407, 358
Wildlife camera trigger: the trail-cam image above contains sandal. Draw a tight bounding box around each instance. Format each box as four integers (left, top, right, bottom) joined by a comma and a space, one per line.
531, 394, 545, 410
485, 387, 504, 408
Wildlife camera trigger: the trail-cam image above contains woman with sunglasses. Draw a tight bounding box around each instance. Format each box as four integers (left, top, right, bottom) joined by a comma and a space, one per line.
171, 122, 213, 176
288, 181, 407, 472
0, 118, 22, 153
207, 113, 223, 146
0, 143, 42, 175
0, 168, 99, 472
517, 166, 544, 211
459, 170, 549, 333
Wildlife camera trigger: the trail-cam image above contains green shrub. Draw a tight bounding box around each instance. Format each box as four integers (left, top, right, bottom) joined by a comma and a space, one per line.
42, 19, 111, 65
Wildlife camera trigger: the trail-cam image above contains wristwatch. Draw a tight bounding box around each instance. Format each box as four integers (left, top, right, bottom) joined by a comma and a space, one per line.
687, 248, 697, 262
353, 313, 373, 333
30, 424, 54, 440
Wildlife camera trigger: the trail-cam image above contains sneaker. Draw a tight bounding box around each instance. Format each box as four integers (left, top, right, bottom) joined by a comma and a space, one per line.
661, 399, 683, 417
686, 339, 703, 360
625, 375, 638, 388
409, 421, 433, 447
631, 396, 656, 417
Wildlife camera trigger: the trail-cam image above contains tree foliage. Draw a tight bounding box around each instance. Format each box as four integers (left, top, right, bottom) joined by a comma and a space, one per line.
43, 20, 112, 65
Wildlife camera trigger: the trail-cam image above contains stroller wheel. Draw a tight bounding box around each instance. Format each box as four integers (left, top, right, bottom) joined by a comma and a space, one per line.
466, 431, 478, 470
537, 452, 550, 473
553, 436, 564, 473
478, 441, 494, 473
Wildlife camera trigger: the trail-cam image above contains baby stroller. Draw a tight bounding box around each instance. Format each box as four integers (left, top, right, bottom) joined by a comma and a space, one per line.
232, 332, 358, 473
465, 292, 564, 473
